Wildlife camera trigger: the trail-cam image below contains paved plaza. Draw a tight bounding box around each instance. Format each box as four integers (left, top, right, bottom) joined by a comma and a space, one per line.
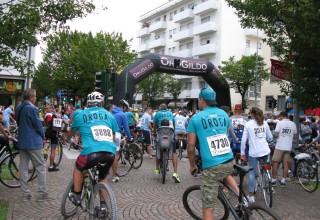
1, 147, 320, 220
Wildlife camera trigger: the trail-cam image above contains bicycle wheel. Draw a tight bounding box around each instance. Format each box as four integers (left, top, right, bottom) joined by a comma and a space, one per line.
161, 150, 167, 184
117, 150, 134, 177
61, 180, 80, 217
54, 142, 63, 167
0, 152, 35, 188
182, 185, 229, 220
179, 140, 183, 160
296, 159, 318, 192
261, 170, 273, 207
245, 202, 281, 220
129, 143, 143, 169
89, 182, 118, 220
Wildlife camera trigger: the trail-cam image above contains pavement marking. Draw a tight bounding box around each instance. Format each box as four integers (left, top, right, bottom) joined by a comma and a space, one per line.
63, 146, 79, 160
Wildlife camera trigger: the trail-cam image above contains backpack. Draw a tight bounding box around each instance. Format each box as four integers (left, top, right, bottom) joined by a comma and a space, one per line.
300, 123, 312, 137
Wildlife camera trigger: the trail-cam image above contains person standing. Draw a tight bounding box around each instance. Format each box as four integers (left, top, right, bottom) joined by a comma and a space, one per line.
271, 111, 297, 187
15, 89, 53, 202
187, 88, 238, 220
140, 107, 155, 158
241, 107, 273, 203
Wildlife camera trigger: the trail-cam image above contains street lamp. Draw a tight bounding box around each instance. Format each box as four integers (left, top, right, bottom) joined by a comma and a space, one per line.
254, 28, 259, 107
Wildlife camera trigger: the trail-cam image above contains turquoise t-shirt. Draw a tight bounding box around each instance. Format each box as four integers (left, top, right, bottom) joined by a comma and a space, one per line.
187, 107, 233, 169
125, 111, 135, 126
72, 106, 119, 156
153, 110, 175, 128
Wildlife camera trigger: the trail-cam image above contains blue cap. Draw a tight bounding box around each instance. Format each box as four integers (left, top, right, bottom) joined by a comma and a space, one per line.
75, 103, 81, 109
199, 88, 217, 105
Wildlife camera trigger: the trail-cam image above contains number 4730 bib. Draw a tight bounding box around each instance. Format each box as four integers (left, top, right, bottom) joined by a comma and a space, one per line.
206, 134, 231, 157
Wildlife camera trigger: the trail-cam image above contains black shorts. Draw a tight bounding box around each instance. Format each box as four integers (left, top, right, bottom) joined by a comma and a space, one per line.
75, 152, 115, 179
142, 130, 151, 144
129, 125, 135, 130
45, 129, 58, 145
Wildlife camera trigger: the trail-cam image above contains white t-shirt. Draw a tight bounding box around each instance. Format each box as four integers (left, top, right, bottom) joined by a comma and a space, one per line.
275, 119, 297, 151
241, 120, 272, 157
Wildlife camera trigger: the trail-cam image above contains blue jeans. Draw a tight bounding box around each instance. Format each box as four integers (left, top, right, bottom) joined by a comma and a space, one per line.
248, 154, 269, 193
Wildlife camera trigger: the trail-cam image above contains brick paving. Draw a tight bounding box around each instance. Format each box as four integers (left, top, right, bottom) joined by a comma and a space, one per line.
1, 148, 320, 220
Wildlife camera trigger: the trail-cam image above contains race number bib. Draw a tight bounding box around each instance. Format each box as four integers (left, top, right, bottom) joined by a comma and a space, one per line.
176, 120, 184, 126
206, 134, 231, 156
253, 126, 266, 138
281, 127, 292, 137
232, 118, 243, 127
53, 118, 62, 128
90, 125, 113, 142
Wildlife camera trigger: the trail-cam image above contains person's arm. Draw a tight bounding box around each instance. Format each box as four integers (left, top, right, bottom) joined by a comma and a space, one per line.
187, 132, 198, 174
122, 114, 131, 140
228, 125, 237, 141
0, 124, 10, 139
240, 125, 248, 161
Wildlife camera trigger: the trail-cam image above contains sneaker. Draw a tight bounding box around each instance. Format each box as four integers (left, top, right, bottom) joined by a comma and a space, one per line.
48, 166, 59, 172
112, 177, 119, 183
280, 181, 286, 188
68, 192, 80, 205
195, 173, 202, 179
37, 194, 55, 202
154, 169, 160, 175
172, 173, 181, 183
271, 180, 277, 187
248, 195, 255, 203
22, 194, 32, 202
53, 162, 58, 167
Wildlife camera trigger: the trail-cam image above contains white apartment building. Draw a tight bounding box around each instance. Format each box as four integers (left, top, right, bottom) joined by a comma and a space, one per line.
135, 0, 284, 113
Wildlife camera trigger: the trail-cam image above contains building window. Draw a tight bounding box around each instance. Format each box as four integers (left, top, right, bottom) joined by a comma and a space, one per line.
174, 10, 177, 15
161, 49, 165, 54
246, 84, 261, 98
163, 15, 166, 21
170, 12, 173, 21
168, 48, 172, 55
180, 25, 186, 31
201, 38, 210, 45
246, 40, 250, 48
187, 42, 193, 49
199, 81, 208, 89
258, 42, 262, 50
277, 95, 286, 111
173, 28, 177, 34
184, 82, 192, 90
155, 17, 160, 22
169, 30, 173, 39
144, 38, 150, 44
187, 22, 194, 29
201, 16, 210, 24
180, 7, 184, 12
155, 35, 160, 40
172, 47, 176, 53
188, 3, 194, 9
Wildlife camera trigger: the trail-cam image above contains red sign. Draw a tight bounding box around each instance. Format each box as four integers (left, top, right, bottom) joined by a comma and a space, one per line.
270, 59, 290, 81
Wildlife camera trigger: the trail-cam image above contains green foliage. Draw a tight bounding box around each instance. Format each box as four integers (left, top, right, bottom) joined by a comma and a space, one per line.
0, 0, 97, 74
219, 54, 269, 110
0, 200, 9, 220
166, 75, 184, 104
33, 30, 135, 101
136, 73, 169, 108
226, 0, 320, 108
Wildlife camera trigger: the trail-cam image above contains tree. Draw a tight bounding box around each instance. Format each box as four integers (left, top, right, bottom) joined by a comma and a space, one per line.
0, 0, 97, 74
219, 54, 269, 110
165, 75, 184, 107
225, 0, 320, 108
33, 30, 135, 102
136, 73, 168, 108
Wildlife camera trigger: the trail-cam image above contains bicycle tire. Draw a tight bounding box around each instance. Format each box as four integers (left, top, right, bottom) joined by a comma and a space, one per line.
0, 152, 35, 188
311, 152, 320, 167
54, 142, 63, 167
182, 185, 229, 220
244, 202, 281, 220
179, 140, 183, 160
89, 182, 118, 220
117, 149, 134, 177
261, 169, 273, 207
129, 143, 143, 169
61, 180, 82, 217
296, 159, 318, 192
161, 150, 167, 184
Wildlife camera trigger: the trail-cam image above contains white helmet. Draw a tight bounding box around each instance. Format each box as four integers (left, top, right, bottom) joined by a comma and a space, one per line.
87, 91, 104, 104
120, 99, 129, 109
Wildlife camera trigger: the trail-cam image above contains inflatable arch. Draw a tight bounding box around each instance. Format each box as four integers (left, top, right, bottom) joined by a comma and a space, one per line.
113, 53, 231, 108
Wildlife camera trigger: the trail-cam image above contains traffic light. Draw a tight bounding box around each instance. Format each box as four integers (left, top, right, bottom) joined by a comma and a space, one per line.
95, 72, 103, 92
273, 99, 278, 108
61, 89, 68, 97
110, 70, 117, 92
173, 59, 180, 69
267, 100, 273, 109
68, 89, 74, 97
95, 71, 109, 94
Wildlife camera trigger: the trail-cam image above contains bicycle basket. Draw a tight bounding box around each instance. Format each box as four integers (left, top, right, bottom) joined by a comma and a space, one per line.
157, 126, 174, 149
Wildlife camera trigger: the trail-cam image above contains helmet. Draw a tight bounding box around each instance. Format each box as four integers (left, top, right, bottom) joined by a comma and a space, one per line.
87, 91, 104, 104
266, 119, 275, 125
120, 99, 129, 109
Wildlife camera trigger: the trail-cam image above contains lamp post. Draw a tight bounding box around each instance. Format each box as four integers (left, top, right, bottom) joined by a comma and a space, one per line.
254, 28, 259, 107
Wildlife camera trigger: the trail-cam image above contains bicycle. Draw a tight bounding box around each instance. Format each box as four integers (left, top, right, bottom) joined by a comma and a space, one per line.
61, 144, 118, 219
156, 126, 174, 184
116, 137, 134, 177
0, 138, 36, 188
128, 141, 143, 169
287, 150, 318, 192
42, 130, 63, 167
176, 132, 187, 160
183, 163, 281, 220
296, 143, 320, 167
254, 156, 274, 207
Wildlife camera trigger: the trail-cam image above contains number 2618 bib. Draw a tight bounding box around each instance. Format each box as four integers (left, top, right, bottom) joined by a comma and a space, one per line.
206, 134, 230, 157
91, 125, 113, 142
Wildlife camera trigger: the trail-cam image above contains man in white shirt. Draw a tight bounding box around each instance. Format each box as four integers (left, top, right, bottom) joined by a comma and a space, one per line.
271, 111, 297, 187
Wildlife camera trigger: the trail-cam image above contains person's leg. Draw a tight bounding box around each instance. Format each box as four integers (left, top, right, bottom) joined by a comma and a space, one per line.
272, 161, 279, 179
49, 145, 56, 167
112, 151, 119, 177
248, 156, 258, 197
73, 167, 83, 192
29, 149, 47, 197
112, 132, 121, 181
271, 149, 283, 182
19, 150, 32, 197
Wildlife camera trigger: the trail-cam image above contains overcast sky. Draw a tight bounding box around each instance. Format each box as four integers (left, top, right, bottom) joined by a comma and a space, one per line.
35, 0, 169, 64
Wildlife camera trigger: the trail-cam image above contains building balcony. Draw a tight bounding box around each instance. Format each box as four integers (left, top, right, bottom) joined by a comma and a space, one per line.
173, 29, 194, 42
136, 44, 150, 53
171, 49, 193, 58
245, 28, 264, 38
148, 39, 166, 49
149, 21, 167, 33
193, 21, 217, 35
173, 9, 194, 23
194, 0, 218, 16
136, 28, 150, 38
192, 43, 217, 56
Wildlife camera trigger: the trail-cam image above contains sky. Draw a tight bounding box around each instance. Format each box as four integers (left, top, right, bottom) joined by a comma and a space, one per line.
35, 0, 169, 64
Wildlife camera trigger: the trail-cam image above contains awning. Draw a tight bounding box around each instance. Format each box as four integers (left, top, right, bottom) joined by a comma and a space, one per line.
168, 101, 189, 108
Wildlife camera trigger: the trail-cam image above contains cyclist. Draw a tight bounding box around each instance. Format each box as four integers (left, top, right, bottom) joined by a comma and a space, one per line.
66, 91, 118, 205
241, 107, 273, 203
174, 110, 188, 151
153, 103, 180, 183
139, 107, 155, 158
187, 88, 238, 220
